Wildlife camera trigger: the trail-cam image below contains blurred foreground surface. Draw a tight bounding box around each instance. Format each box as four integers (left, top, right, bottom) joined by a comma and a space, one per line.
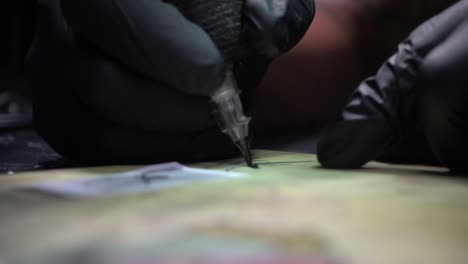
1, 150, 468, 264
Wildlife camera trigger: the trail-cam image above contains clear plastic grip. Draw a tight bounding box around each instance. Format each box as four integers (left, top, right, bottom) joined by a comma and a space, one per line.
211, 71, 253, 165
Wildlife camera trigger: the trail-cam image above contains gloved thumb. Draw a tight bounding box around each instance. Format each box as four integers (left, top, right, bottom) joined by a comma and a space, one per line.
317, 119, 394, 169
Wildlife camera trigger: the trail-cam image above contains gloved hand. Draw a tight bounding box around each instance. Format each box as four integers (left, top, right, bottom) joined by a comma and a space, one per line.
318, 0, 468, 171
27, 0, 314, 164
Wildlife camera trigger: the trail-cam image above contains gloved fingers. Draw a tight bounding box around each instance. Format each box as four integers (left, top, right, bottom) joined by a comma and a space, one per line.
317, 54, 401, 169
319, 0, 468, 169
342, 0, 468, 128
343, 0, 468, 122
416, 17, 468, 171
419, 16, 468, 85
61, 0, 225, 96
244, 0, 315, 58
409, 0, 468, 56
66, 51, 215, 134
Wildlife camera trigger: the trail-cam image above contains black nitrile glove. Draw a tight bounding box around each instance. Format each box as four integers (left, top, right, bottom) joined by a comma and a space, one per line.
28, 0, 314, 164
318, 0, 468, 171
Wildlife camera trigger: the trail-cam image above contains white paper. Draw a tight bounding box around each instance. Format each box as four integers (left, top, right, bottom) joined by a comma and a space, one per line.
19, 162, 245, 198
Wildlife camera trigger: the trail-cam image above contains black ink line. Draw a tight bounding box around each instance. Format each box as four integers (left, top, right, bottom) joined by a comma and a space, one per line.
225, 160, 315, 171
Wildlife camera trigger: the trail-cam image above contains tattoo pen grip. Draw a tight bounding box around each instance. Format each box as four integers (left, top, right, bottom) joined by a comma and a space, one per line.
211, 71, 254, 167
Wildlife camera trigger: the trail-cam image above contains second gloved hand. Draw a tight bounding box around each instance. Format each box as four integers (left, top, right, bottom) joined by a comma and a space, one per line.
318, 0, 468, 170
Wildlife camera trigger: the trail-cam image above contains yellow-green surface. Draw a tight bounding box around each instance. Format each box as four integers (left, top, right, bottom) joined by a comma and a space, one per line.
1, 150, 468, 264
